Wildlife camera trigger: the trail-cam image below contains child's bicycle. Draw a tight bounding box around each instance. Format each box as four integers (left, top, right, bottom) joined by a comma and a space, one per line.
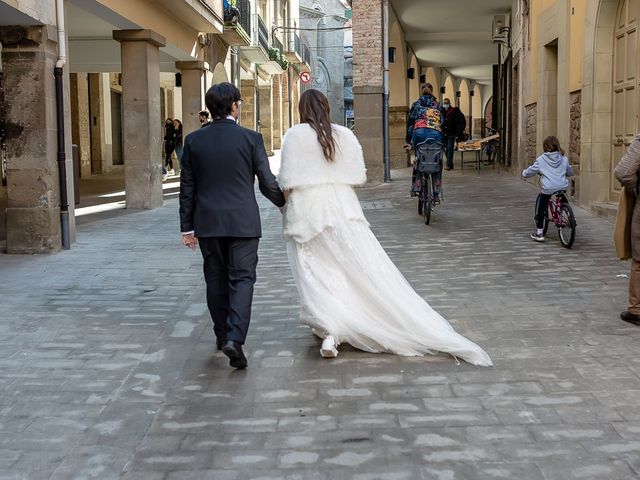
542, 190, 577, 248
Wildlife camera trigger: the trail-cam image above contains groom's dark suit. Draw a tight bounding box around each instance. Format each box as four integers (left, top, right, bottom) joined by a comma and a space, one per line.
179, 118, 285, 345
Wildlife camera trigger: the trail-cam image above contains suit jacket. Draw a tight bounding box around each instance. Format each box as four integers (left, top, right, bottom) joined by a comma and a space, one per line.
179, 118, 285, 238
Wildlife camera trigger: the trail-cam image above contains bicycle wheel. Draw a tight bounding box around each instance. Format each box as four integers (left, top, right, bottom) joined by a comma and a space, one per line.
423, 174, 432, 225
558, 202, 576, 248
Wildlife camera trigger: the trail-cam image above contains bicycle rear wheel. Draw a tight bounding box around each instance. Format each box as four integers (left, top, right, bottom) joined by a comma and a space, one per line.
558, 203, 576, 248
423, 174, 432, 225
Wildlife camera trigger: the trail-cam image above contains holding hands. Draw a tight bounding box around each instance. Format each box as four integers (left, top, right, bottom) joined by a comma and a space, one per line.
181, 233, 198, 251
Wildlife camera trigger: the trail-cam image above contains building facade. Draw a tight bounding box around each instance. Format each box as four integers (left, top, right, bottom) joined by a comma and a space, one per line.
0, 0, 311, 254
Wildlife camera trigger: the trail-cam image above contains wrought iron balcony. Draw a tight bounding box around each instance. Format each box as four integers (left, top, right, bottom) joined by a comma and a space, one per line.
284, 32, 303, 64
221, 0, 251, 46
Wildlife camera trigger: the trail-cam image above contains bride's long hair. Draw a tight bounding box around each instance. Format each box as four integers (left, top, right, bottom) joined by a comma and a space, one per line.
299, 89, 336, 162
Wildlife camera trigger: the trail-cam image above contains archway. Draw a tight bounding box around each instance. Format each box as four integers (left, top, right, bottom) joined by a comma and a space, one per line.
389, 20, 407, 107
472, 85, 482, 138
582, 0, 624, 204
425, 67, 439, 97
409, 54, 420, 103
443, 75, 455, 104
458, 79, 470, 115
212, 62, 229, 84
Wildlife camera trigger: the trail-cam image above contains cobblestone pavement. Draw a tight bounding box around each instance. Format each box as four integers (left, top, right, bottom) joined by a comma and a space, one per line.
1, 166, 639, 480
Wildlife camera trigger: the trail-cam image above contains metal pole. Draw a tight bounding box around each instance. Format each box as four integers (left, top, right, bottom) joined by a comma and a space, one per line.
382, 0, 391, 182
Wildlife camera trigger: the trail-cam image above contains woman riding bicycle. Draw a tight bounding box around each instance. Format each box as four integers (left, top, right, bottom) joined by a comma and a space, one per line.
404, 83, 444, 202
522, 135, 574, 242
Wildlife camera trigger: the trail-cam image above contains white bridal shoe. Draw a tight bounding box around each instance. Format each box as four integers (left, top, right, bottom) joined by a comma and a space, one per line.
320, 336, 338, 358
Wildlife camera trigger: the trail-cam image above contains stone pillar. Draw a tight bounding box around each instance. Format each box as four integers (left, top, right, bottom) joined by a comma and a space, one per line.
352, 0, 384, 183
389, 106, 410, 168
282, 72, 291, 132
272, 75, 283, 149
176, 61, 206, 138
259, 82, 273, 154
240, 79, 256, 129
70, 73, 92, 178
1, 25, 63, 253
113, 29, 166, 209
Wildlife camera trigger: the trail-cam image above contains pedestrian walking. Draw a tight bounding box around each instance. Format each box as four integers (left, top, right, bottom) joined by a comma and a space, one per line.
441, 98, 466, 170
403, 83, 444, 202
614, 134, 640, 327
179, 83, 285, 369
199, 110, 211, 127
522, 136, 574, 242
173, 119, 183, 173
163, 118, 176, 176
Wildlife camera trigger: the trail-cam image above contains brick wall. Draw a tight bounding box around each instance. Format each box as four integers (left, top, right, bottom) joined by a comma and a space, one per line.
352, 0, 383, 88
569, 90, 581, 169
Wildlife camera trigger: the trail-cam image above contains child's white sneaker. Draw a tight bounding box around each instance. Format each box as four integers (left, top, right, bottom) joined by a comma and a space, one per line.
530, 232, 545, 242
320, 336, 338, 358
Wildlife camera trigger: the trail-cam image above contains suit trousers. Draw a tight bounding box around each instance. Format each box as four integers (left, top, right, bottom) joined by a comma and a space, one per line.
199, 237, 259, 344
629, 258, 640, 315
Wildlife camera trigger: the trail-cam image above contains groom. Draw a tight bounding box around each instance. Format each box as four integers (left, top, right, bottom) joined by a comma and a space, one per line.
179, 83, 285, 369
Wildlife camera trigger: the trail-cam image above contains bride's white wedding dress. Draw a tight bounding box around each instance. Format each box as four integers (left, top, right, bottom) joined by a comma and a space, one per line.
278, 123, 492, 367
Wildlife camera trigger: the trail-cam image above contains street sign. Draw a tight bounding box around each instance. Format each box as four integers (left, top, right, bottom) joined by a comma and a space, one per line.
299, 72, 312, 84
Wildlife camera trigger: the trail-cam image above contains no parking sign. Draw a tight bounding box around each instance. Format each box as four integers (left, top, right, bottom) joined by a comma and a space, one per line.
299, 72, 312, 84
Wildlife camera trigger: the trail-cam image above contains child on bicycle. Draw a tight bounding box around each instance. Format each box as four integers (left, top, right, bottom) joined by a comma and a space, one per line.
522, 136, 574, 242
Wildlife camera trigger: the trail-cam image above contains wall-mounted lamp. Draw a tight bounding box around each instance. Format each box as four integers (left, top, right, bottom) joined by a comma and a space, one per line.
419, 74, 426, 83
440, 86, 446, 94
388, 47, 396, 63
456, 91, 461, 98
470, 90, 475, 97
407, 68, 415, 79
175, 73, 182, 87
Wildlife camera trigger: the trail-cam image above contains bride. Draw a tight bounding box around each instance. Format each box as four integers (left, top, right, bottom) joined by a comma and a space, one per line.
278, 90, 492, 367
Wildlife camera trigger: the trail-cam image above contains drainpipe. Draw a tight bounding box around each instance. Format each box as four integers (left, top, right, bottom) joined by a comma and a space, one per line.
382, 0, 391, 182
55, 0, 70, 249
0, 40, 6, 188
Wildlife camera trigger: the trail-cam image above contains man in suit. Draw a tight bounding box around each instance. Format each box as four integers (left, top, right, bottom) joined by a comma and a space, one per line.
179, 83, 285, 369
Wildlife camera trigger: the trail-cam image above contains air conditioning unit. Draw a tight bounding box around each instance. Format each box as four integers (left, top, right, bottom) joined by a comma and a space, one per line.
492, 14, 507, 43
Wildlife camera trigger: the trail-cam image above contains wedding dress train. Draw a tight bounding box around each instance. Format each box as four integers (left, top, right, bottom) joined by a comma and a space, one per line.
279, 123, 492, 367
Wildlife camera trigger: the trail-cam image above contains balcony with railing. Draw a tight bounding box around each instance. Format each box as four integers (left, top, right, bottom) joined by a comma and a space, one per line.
260, 32, 289, 75
221, 0, 251, 46
284, 31, 303, 63
239, 12, 271, 64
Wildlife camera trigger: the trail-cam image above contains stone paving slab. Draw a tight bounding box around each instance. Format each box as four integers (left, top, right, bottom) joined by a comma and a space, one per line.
0, 167, 639, 479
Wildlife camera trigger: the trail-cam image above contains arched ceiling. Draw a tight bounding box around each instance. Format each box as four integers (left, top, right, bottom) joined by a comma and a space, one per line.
390, 0, 512, 85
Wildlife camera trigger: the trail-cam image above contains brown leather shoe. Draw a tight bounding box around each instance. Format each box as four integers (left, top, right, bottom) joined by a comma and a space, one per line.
620, 310, 640, 326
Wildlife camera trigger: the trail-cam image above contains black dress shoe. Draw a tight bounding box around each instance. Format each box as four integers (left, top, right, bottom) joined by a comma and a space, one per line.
222, 340, 248, 369
620, 310, 640, 326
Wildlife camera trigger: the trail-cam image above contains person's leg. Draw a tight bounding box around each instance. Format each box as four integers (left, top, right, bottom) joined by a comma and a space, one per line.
199, 237, 231, 346
628, 258, 640, 315
445, 135, 455, 169
225, 238, 260, 344
534, 193, 551, 230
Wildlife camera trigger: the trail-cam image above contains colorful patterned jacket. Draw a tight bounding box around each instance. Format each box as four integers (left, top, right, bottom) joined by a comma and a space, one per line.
406, 94, 443, 143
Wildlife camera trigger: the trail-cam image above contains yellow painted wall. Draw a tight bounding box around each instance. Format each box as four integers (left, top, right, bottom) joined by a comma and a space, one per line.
97, 0, 200, 56
568, 0, 586, 91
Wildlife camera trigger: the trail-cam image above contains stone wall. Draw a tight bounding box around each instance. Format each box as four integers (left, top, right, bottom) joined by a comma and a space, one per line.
352, 0, 384, 183
569, 90, 581, 168
389, 106, 410, 169
525, 103, 537, 166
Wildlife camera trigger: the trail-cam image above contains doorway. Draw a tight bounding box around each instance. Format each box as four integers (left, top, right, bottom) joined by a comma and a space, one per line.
110, 90, 123, 166
611, 0, 639, 201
